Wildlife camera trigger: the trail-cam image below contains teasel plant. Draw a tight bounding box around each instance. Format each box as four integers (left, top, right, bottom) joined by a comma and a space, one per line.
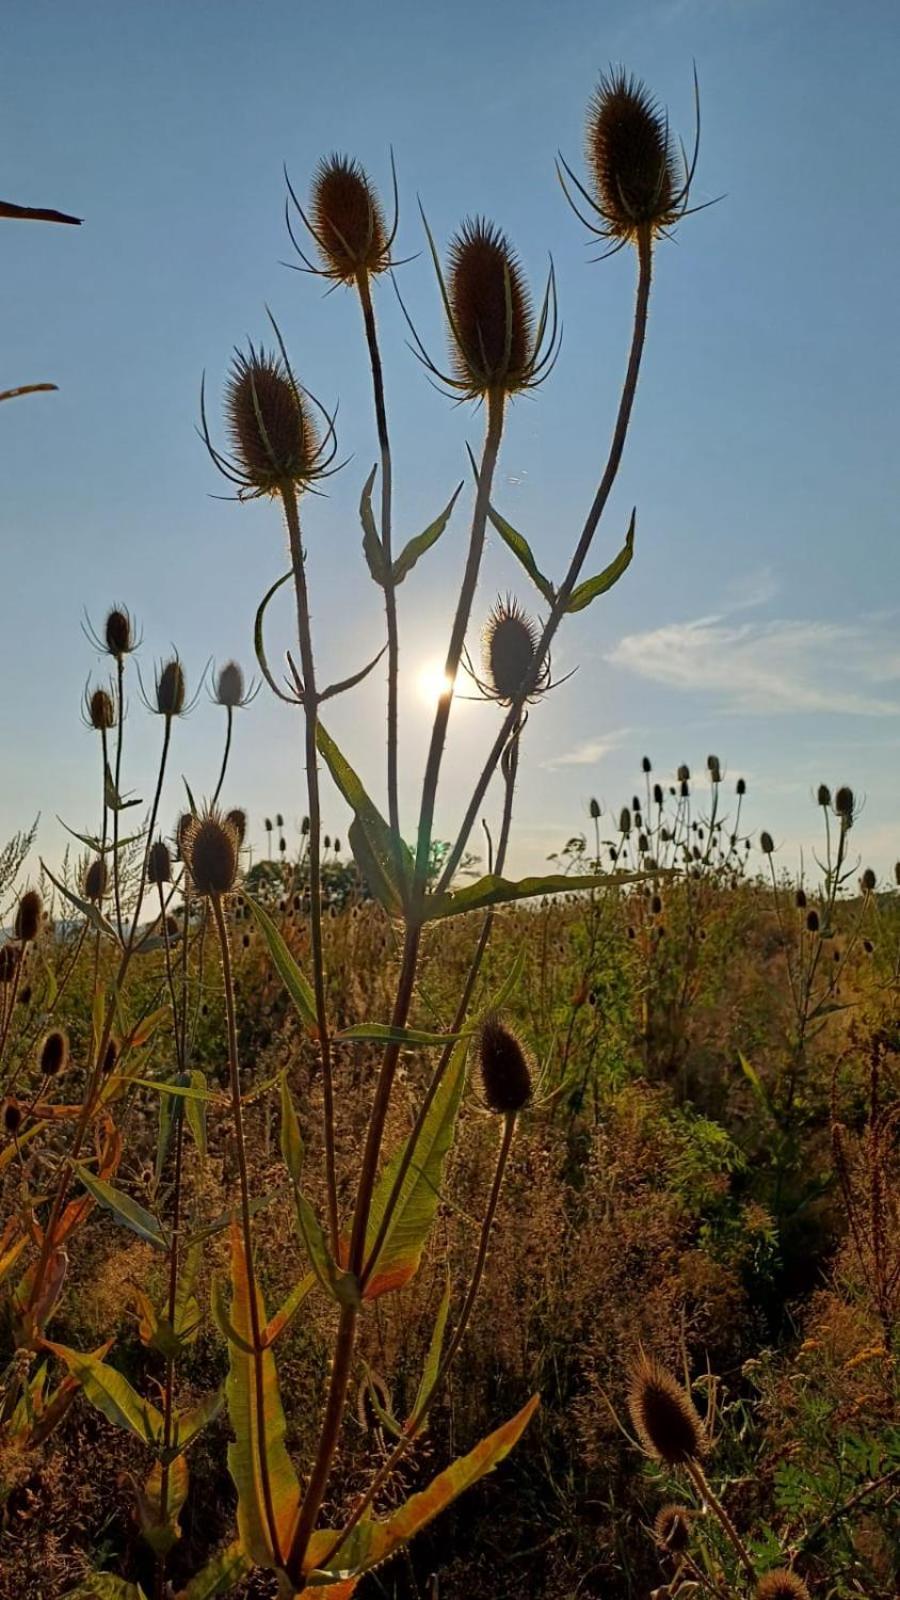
1, 192, 81, 406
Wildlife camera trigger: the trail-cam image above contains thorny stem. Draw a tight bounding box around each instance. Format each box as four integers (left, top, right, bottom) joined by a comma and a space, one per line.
437, 228, 654, 893
356, 270, 404, 899
281, 482, 339, 1254
212, 704, 233, 806
211, 892, 285, 1569
112, 654, 126, 940
684, 1457, 757, 1585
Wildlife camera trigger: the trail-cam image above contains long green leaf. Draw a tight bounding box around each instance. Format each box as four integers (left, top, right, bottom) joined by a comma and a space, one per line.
44, 1342, 164, 1445
425, 869, 645, 921
564, 509, 635, 612
66, 1577, 149, 1600
391, 483, 463, 585
359, 464, 387, 585
175, 1543, 251, 1600
243, 896, 318, 1031
169, 1386, 224, 1460
316, 720, 412, 912
74, 1166, 167, 1250
334, 1022, 466, 1046
486, 502, 555, 603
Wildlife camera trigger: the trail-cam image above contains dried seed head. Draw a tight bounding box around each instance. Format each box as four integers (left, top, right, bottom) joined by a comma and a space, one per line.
482, 597, 544, 704
806, 909, 820, 933
589, 797, 601, 819
226, 807, 247, 845
87, 686, 116, 731
225, 347, 320, 497
15, 890, 42, 943
215, 660, 245, 708
707, 754, 721, 782
627, 1355, 705, 1466
795, 888, 807, 909
447, 219, 534, 397
653, 1503, 691, 1554
310, 154, 389, 281
176, 812, 193, 860
105, 606, 136, 658
479, 1016, 532, 1114
642, 755, 652, 773
39, 1029, 69, 1077
817, 783, 831, 807
736, 777, 746, 796
84, 858, 108, 903
154, 657, 186, 718
653, 783, 664, 806
760, 830, 774, 855
0, 944, 20, 984
147, 840, 172, 886
586, 70, 681, 243
3, 1100, 22, 1135
754, 1573, 811, 1600
619, 806, 632, 834
183, 811, 239, 897
862, 867, 876, 892
677, 764, 690, 783
834, 785, 854, 823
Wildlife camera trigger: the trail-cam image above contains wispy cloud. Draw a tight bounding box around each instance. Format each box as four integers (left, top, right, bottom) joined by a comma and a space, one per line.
608, 615, 900, 716
542, 729, 630, 770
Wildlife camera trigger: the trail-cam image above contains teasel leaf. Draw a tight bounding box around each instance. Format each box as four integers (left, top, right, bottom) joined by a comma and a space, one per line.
316, 720, 412, 910
305, 1395, 540, 1581
174, 1241, 204, 1343
253, 569, 299, 704
43, 1341, 164, 1445
185, 1069, 208, 1160
485, 502, 555, 604
320, 641, 388, 703
261, 1270, 315, 1347
175, 1542, 251, 1599
281, 1079, 360, 1309
564, 509, 635, 613
391, 481, 463, 585
243, 895, 318, 1033
56, 818, 145, 854
168, 1386, 225, 1460
40, 859, 119, 941
425, 869, 646, 920
0, 381, 58, 403
334, 1022, 467, 1046
410, 1276, 452, 1427
347, 815, 403, 916
361, 1033, 468, 1300
65, 1577, 149, 1600
103, 762, 143, 812
186, 1194, 270, 1249
224, 1224, 302, 1567
359, 464, 388, 585
136, 1454, 189, 1553
73, 1164, 167, 1249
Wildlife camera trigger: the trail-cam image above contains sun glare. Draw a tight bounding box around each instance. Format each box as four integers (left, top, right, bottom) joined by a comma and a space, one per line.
416, 659, 454, 707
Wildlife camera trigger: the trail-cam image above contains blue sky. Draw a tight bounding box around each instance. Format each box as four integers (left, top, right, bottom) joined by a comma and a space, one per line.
3, 0, 899, 883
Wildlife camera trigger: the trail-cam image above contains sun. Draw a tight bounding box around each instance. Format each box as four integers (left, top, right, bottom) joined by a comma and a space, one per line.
416, 659, 454, 707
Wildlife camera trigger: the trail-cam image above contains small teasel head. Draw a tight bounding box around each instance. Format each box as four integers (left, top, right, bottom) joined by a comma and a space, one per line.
736, 776, 746, 796
82, 604, 139, 661
15, 889, 42, 944
304, 153, 391, 282
481, 597, 548, 705
642, 755, 652, 773
627, 1354, 705, 1466
834, 785, 854, 825
204, 338, 337, 501
39, 1028, 69, 1077
447, 220, 536, 398
619, 806, 632, 835
754, 1573, 811, 1600
151, 655, 187, 719
183, 809, 240, 898
226, 807, 248, 845
707, 753, 721, 783
84, 858, 108, 903
213, 660, 256, 710
84, 682, 116, 732
862, 867, 876, 893
760, 830, 774, 855
653, 1503, 691, 1555
589, 797, 601, 819
817, 783, 831, 808
3, 1100, 23, 1136
806, 908, 820, 933
479, 1016, 532, 1114
147, 839, 172, 886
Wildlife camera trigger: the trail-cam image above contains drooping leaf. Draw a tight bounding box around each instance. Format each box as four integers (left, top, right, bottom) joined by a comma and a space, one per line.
486, 502, 555, 604
175, 1542, 251, 1600
253, 569, 297, 704
425, 869, 645, 921
361, 1035, 469, 1300
316, 722, 411, 913
391, 483, 463, 585
262, 1271, 315, 1347
347, 815, 403, 917
359, 464, 388, 586
564, 509, 635, 612
103, 763, 143, 812
43, 1342, 164, 1445
135, 1455, 189, 1554
74, 1165, 167, 1250
306, 1395, 540, 1581
244, 896, 318, 1033
224, 1225, 301, 1568
169, 1387, 224, 1460
334, 1022, 466, 1047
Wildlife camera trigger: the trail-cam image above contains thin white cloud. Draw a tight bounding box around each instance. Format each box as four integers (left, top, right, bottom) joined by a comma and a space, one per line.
542, 729, 630, 770
608, 615, 900, 717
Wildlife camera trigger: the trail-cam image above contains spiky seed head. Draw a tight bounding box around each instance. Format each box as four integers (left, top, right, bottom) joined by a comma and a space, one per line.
310, 154, 389, 282
795, 888, 807, 908
175, 812, 193, 860
834, 785, 854, 822
483, 598, 543, 704
15, 890, 42, 943
301, 815, 310, 835
754, 1572, 811, 1600
0, 945, 20, 984
84, 858, 108, 903
447, 219, 533, 397
39, 1029, 69, 1077
736, 777, 746, 796
817, 783, 831, 807
147, 840, 172, 886
653, 1503, 691, 1554
642, 755, 652, 773
183, 811, 239, 898
586, 70, 680, 243
226, 807, 247, 844
895, 861, 900, 886
589, 797, 601, 819
215, 660, 245, 708
3, 1100, 22, 1135
862, 867, 876, 892
154, 658, 185, 718
479, 1016, 532, 1114
707, 754, 721, 782
677, 764, 690, 783
225, 347, 320, 497
619, 806, 632, 834
760, 830, 774, 855
87, 686, 116, 730
806, 909, 820, 933
105, 607, 135, 658
653, 783, 664, 806
627, 1356, 705, 1466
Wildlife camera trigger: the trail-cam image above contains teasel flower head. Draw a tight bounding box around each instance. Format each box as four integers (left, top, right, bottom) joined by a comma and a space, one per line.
226, 807, 248, 845
627, 1354, 705, 1466
653, 1503, 691, 1555
3, 1100, 22, 1136
817, 783, 831, 808
479, 1016, 533, 1114
39, 1028, 69, 1077
84, 858, 108, 903
213, 659, 258, 710
182, 809, 240, 898
285, 152, 397, 284
834, 785, 855, 826
15, 889, 42, 944
760, 830, 774, 855
147, 839, 172, 886
474, 596, 551, 706
202, 328, 339, 501
862, 866, 876, 893
589, 797, 601, 820
754, 1572, 811, 1600
558, 68, 701, 256
83, 682, 116, 732
83, 604, 140, 662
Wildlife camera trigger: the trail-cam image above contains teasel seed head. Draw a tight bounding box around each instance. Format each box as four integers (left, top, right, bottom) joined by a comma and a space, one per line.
15, 890, 42, 943
585, 70, 683, 245
309, 154, 390, 282
707, 753, 721, 782
86, 684, 116, 731
589, 797, 601, 819
104, 606, 137, 659
226, 807, 248, 845
754, 1572, 811, 1600
806, 909, 820, 933
3, 1100, 22, 1135
446, 219, 539, 399
183, 810, 239, 898
223, 345, 322, 498
862, 867, 876, 892
834, 785, 854, 824
39, 1028, 69, 1077
482, 597, 547, 705
84, 858, 108, 903
653, 783, 664, 806
642, 755, 652, 773
627, 1355, 705, 1466
736, 776, 746, 796
795, 888, 807, 909
653, 1503, 691, 1555
619, 806, 632, 834
147, 840, 172, 886
154, 657, 186, 719
479, 1016, 532, 1114
760, 830, 774, 855
215, 660, 245, 708
817, 783, 831, 807
0, 945, 20, 984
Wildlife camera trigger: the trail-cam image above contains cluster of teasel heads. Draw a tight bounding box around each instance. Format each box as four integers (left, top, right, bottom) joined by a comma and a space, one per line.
628, 1356, 812, 1599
